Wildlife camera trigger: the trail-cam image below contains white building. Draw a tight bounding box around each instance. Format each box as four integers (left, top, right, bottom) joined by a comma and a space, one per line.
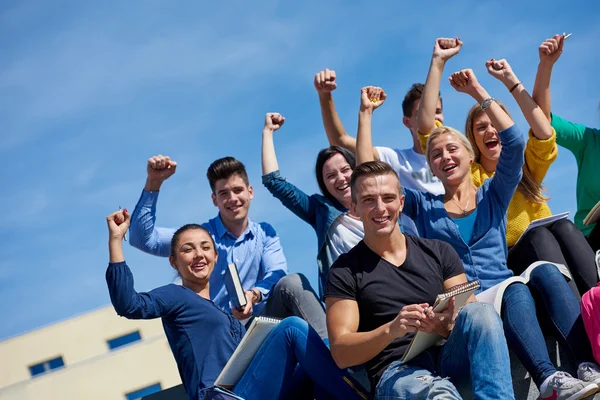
0, 305, 182, 400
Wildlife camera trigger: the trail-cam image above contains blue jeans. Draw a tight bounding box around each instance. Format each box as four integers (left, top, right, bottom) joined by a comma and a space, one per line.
376, 302, 514, 400
501, 262, 594, 387
233, 317, 368, 400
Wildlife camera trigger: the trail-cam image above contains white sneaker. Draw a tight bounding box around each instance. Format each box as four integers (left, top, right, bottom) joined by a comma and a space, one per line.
578, 362, 600, 385
540, 371, 599, 400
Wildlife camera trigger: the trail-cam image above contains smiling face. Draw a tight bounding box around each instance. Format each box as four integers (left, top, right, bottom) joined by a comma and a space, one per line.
351, 173, 404, 237
211, 174, 254, 226
169, 228, 218, 285
322, 153, 353, 206
471, 112, 501, 163
428, 131, 473, 186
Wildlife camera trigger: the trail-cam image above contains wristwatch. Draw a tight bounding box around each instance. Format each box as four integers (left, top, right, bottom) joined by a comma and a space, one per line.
481, 97, 495, 111
250, 289, 262, 305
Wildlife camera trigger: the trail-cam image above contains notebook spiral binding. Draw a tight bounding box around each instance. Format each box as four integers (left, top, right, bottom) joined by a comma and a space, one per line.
256, 316, 282, 324
437, 280, 480, 302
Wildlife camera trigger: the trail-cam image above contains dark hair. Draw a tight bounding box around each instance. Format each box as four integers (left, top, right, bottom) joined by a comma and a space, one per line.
206, 157, 249, 193
315, 146, 356, 204
170, 224, 216, 258
350, 161, 402, 203
401, 83, 443, 117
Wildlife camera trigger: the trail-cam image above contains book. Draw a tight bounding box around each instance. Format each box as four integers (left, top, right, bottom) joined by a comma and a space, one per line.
476, 261, 572, 314
224, 263, 247, 308
584, 200, 600, 226
401, 280, 480, 364
512, 212, 569, 247
214, 316, 281, 388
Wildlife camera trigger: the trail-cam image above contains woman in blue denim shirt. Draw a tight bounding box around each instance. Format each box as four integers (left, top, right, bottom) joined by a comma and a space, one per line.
105, 208, 368, 400
261, 112, 363, 300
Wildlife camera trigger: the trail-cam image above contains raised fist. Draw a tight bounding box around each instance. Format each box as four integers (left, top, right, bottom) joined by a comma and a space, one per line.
485, 58, 517, 86
146, 154, 177, 184
433, 37, 463, 61
106, 209, 130, 241
314, 69, 337, 93
449, 69, 480, 95
360, 86, 387, 112
264, 113, 285, 132
539, 34, 564, 65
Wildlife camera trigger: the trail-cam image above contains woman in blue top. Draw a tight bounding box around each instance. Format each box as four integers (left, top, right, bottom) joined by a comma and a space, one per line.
356, 37, 600, 400
261, 112, 363, 300
105, 208, 368, 400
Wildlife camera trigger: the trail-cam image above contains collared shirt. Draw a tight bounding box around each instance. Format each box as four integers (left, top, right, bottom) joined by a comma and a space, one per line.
129, 190, 288, 314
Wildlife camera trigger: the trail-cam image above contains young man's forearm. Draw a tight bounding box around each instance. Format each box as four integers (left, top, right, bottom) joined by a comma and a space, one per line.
331, 322, 397, 368
417, 58, 445, 135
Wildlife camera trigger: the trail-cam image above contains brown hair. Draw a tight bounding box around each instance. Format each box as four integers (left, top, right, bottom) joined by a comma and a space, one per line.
206, 157, 249, 193
350, 161, 402, 203
465, 103, 547, 203
402, 83, 443, 117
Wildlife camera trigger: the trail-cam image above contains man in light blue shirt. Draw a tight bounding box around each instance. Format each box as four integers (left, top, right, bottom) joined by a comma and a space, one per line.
129, 154, 327, 338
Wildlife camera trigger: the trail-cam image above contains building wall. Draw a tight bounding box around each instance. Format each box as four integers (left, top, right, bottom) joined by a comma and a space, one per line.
0, 306, 181, 399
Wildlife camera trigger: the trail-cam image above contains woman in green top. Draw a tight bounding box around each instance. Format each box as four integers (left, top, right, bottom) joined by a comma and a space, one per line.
533, 34, 600, 254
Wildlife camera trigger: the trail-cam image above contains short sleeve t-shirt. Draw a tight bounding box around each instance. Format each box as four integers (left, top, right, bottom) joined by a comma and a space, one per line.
324, 235, 465, 385
325, 214, 364, 263
376, 146, 444, 195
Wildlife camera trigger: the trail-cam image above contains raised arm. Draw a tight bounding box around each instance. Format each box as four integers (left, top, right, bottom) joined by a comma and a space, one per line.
315, 69, 380, 160
533, 34, 565, 120
417, 37, 462, 135
487, 59, 552, 140
129, 155, 178, 257
106, 209, 177, 319
449, 67, 513, 132
261, 113, 321, 227
356, 86, 387, 164
261, 113, 286, 175
326, 297, 426, 368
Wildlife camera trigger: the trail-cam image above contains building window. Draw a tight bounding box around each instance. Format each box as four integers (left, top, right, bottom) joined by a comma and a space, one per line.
29, 356, 65, 377
125, 383, 162, 400
107, 330, 142, 350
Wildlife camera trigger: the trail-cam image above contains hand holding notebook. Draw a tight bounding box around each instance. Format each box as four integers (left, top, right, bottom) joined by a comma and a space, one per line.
401, 280, 480, 363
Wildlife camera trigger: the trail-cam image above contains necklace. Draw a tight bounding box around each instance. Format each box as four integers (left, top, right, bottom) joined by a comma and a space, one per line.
446, 194, 472, 216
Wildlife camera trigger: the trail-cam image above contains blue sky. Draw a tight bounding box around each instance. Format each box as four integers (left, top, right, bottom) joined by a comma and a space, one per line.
1, 0, 599, 340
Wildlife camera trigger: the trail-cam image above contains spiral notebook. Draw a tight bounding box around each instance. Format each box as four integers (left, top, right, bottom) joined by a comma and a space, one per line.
401, 280, 480, 364
214, 316, 281, 388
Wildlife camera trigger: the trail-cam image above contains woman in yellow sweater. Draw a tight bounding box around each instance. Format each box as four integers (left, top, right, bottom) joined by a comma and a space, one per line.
449, 61, 597, 294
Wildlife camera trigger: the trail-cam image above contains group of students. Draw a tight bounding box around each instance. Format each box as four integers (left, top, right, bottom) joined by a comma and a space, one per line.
104, 34, 600, 400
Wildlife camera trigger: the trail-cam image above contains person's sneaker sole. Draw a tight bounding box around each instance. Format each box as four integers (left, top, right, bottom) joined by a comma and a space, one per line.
567, 382, 600, 400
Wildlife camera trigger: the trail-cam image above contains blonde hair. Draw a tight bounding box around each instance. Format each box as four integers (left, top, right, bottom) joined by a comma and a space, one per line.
426, 125, 475, 167
465, 103, 547, 204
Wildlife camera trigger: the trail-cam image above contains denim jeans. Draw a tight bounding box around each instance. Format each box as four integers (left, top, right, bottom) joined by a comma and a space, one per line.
501, 262, 594, 387
233, 317, 368, 400
375, 302, 514, 400
264, 273, 328, 339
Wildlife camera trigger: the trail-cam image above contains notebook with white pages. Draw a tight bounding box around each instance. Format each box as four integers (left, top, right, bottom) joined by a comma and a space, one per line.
214, 316, 281, 388
584, 200, 600, 226
401, 280, 480, 364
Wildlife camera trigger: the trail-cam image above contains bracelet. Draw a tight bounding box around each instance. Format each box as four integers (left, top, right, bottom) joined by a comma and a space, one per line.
481, 97, 495, 111
509, 82, 521, 93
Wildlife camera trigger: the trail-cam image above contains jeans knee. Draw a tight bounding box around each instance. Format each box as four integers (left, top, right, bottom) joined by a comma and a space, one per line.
277, 316, 306, 332
274, 273, 313, 298
502, 283, 534, 310
458, 302, 502, 334
529, 262, 563, 285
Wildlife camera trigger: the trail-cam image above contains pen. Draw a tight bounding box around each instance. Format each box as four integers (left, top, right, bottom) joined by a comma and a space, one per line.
119, 206, 128, 241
